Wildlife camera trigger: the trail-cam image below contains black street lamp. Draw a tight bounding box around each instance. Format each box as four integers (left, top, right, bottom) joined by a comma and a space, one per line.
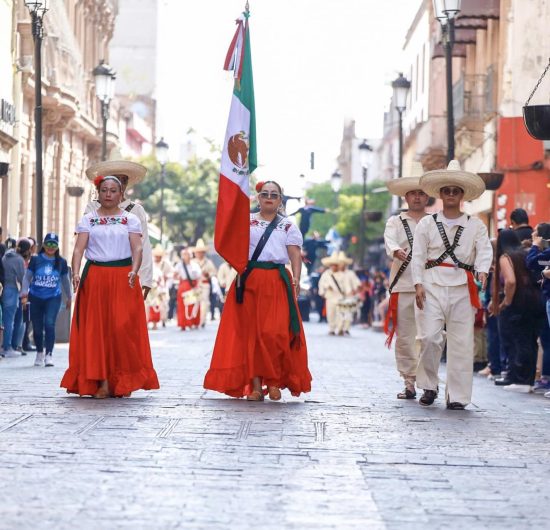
93, 60, 116, 162
433, 0, 462, 162
24, 0, 48, 244
155, 137, 169, 243
391, 72, 411, 179
358, 139, 373, 267
330, 169, 342, 213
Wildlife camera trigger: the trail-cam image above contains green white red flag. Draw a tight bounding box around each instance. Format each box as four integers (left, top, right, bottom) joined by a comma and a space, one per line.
214, 10, 256, 274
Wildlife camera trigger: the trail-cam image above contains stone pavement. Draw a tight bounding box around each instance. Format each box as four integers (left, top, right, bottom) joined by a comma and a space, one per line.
1, 319, 549, 530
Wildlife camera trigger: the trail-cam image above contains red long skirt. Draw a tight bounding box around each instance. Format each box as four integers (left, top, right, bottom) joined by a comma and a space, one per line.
204, 268, 312, 398
60, 265, 160, 397
177, 280, 200, 329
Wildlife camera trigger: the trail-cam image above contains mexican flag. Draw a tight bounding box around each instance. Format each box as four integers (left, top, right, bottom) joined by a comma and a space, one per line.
214, 12, 256, 274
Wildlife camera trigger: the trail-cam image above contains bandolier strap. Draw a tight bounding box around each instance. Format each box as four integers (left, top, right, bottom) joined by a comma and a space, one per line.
388, 216, 414, 294
425, 213, 474, 272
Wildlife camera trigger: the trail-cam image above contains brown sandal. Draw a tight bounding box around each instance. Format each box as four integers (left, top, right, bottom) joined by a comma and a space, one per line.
268, 387, 281, 401
246, 390, 264, 401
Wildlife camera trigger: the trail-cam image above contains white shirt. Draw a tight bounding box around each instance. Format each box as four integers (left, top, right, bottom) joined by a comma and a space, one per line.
75, 211, 142, 262
411, 212, 493, 287
85, 200, 153, 288
384, 212, 426, 293
249, 214, 303, 264
319, 269, 347, 300
175, 261, 201, 282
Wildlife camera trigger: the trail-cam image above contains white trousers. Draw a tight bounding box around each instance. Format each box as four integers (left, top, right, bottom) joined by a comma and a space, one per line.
416, 283, 475, 405
394, 292, 421, 383
326, 298, 338, 332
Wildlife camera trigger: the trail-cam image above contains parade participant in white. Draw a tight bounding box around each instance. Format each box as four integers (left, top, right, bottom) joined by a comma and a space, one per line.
191, 239, 218, 327
337, 252, 360, 335
319, 253, 346, 336
84, 159, 153, 299
384, 162, 430, 399
412, 160, 493, 410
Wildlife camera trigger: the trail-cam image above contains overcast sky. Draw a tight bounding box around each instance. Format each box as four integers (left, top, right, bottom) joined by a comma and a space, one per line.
156, 0, 422, 195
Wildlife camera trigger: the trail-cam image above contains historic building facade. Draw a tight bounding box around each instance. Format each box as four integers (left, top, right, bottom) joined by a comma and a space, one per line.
1, 0, 118, 257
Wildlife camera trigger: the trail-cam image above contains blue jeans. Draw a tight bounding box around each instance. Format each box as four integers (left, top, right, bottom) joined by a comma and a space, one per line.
2, 286, 21, 351
11, 302, 25, 349
487, 315, 503, 375
29, 294, 62, 353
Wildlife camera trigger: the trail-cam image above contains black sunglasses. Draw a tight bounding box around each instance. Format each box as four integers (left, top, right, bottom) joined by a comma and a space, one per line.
258, 191, 281, 200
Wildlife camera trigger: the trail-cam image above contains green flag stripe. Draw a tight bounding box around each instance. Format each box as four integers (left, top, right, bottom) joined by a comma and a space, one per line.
233, 24, 257, 175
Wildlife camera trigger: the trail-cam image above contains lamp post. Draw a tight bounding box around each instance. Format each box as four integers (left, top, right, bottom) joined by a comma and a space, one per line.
358, 139, 373, 267
25, 0, 48, 244
155, 137, 169, 243
433, 0, 462, 162
330, 169, 342, 212
391, 73, 411, 179
93, 60, 116, 161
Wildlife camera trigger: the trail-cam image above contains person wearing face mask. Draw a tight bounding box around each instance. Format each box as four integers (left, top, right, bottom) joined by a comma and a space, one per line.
20, 233, 72, 367
204, 180, 312, 401
84, 159, 153, 301
412, 161, 493, 410
61, 174, 159, 399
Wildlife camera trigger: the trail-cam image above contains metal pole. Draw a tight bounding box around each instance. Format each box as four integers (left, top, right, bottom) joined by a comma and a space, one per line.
101, 100, 109, 161
397, 109, 404, 178
444, 18, 455, 162
159, 163, 165, 242
359, 167, 367, 267
32, 12, 44, 244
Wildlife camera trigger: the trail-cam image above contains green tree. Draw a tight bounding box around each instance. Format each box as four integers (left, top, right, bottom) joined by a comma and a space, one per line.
303, 180, 391, 260
131, 153, 220, 245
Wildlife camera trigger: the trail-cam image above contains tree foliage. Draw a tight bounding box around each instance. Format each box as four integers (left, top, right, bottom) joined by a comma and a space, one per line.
131, 153, 220, 245
302, 180, 391, 257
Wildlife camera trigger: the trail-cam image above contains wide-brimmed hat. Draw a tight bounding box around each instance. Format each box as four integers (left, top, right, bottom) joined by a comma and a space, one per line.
386, 161, 425, 196
420, 160, 485, 201
191, 238, 208, 252
85, 160, 147, 188
321, 252, 340, 267
152, 244, 165, 257
337, 251, 353, 265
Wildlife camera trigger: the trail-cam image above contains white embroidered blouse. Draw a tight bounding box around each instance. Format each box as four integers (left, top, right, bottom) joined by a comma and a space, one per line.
249, 214, 303, 264
75, 211, 142, 262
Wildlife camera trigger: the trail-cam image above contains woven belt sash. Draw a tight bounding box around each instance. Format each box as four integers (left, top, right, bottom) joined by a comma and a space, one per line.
76, 257, 133, 328
247, 261, 300, 335
429, 263, 481, 309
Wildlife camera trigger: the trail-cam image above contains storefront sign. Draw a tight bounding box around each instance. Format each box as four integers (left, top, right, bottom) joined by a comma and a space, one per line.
0, 99, 16, 125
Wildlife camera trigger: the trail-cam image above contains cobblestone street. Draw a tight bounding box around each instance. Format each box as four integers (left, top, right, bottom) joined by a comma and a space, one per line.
1, 320, 549, 530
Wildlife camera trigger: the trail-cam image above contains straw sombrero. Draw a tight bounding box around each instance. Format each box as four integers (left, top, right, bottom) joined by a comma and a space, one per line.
337, 251, 353, 265
420, 160, 485, 202
191, 238, 208, 252
386, 161, 425, 196
86, 160, 147, 188
321, 252, 340, 267
152, 244, 165, 257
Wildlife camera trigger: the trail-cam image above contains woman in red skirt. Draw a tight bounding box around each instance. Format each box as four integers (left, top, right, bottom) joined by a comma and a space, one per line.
61, 173, 159, 398
175, 248, 201, 330
204, 180, 312, 401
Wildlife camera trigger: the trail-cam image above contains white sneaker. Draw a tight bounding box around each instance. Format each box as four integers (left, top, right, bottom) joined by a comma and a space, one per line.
544, 391, 550, 399
3, 349, 21, 358
34, 352, 45, 366
44, 354, 54, 367
502, 384, 533, 393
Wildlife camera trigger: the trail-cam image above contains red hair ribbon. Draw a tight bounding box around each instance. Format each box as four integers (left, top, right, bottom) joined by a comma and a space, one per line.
93, 175, 105, 187
255, 181, 265, 193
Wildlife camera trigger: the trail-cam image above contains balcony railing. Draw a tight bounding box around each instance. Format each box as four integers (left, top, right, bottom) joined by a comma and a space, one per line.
453, 74, 488, 124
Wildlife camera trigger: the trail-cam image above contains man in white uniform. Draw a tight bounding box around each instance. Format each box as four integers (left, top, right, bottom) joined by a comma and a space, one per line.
337, 251, 360, 335
191, 239, 218, 327
84, 160, 153, 299
318, 252, 346, 335
384, 162, 430, 399
412, 160, 493, 410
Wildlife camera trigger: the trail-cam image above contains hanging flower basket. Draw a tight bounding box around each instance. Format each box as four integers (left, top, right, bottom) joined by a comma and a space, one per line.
523, 58, 550, 140
478, 172, 504, 191
67, 186, 85, 197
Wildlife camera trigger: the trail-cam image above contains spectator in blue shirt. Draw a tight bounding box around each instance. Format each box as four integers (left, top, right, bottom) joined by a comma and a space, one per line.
21, 233, 71, 367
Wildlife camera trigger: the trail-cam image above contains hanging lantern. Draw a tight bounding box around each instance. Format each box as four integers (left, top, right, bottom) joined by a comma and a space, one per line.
523, 58, 550, 140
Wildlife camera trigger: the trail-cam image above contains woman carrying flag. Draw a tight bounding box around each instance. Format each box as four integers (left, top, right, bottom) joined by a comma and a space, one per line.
204, 181, 312, 401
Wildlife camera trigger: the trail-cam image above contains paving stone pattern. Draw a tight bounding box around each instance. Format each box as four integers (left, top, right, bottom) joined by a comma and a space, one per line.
1, 321, 549, 530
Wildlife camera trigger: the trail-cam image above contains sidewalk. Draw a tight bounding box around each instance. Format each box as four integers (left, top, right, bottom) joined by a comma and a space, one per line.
1, 321, 549, 529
